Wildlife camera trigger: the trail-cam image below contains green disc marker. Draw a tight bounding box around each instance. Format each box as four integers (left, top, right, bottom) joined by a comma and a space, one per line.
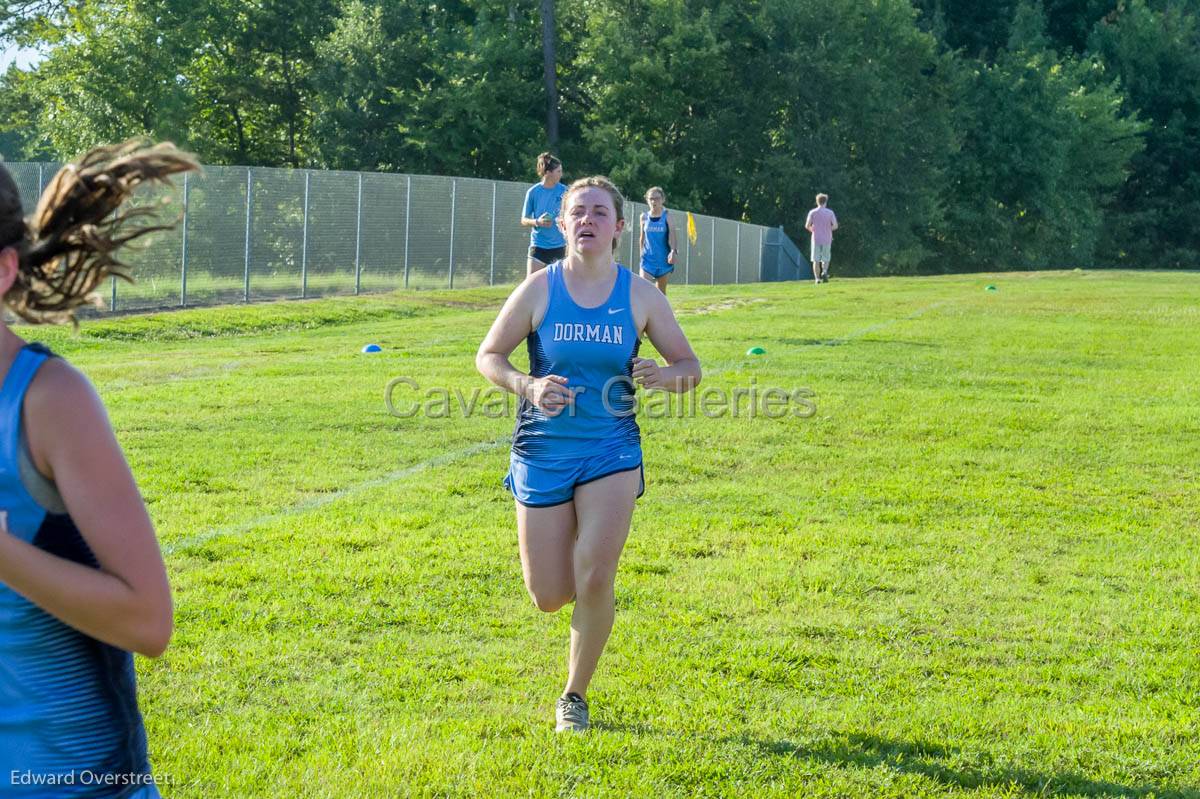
747, 346, 766, 356
985, 285, 997, 292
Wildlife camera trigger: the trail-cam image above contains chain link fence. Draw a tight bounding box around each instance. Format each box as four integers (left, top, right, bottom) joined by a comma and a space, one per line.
3, 162, 806, 313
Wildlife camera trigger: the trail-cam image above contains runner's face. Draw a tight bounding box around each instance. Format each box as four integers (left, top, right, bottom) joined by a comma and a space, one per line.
545, 164, 563, 185
563, 187, 623, 256
647, 193, 664, 213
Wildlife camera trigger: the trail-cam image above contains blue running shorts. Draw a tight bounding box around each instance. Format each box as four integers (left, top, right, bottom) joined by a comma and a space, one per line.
504, 445, 644, 508
640, 260, 675, 278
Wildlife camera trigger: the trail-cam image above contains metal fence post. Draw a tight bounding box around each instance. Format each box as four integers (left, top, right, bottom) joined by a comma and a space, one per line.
180, 172, 190, 307
354, 172, 363, 295
403, 175, 411, 290
489, 182, 497, 286
448, 179, 457, 289
628, 205, 636, 267
735, 223, 741, 284
777, 226, 783, 280
37, 163, 44, 193
711, 219, 716, 285
244, 168, 253, 302
24, 161, 792, 308
758, 226, 764, 282
301, 170, 311, 299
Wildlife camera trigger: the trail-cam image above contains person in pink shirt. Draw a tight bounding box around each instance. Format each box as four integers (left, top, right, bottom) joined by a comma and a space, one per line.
805, 193, 838, 283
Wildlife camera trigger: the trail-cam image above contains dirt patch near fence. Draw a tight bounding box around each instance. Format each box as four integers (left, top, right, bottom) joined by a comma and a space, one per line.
684, 297, 769, 316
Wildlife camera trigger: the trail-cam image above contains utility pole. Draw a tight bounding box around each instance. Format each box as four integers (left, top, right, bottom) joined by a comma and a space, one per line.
541, 0, 559, 148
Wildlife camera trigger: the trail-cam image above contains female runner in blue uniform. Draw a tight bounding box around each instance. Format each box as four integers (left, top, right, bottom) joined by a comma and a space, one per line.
638, 186, 678, 294
521, 153, 568, 276
477, 177, 701, 732
0, 142, 195, 797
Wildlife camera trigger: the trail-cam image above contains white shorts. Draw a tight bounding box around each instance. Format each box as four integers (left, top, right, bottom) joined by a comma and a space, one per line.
811, 243, 831, 263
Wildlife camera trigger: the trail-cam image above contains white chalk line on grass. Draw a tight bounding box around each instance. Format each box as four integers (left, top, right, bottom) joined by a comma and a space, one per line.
163, 297, 950, 555
164, 437, 510, 555
104, 361, 246, 391
822, 300, 953, 346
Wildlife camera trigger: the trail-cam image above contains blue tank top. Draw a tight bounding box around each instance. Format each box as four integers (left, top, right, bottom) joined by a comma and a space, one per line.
523, 183, 568, 249
512, 262, 641, 461
0, 344, 152, 797
639, 212, 670, 271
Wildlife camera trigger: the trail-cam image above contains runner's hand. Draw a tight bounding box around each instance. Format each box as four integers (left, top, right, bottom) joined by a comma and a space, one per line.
632, 357, 666, 389
525, 375, 575, 415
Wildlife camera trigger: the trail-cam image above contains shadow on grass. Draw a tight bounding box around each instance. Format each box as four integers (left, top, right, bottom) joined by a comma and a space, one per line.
736, 731, 1197, 798
590, 721, 661, 736
774, 337, 940, 348
587, 722, 1194, 797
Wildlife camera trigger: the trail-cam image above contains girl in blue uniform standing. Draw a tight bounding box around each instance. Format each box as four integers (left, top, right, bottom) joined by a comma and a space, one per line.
638, 186, 678, 294
0, 142, 195, 797
478, 177, 702, 732
521, 153, 568, 276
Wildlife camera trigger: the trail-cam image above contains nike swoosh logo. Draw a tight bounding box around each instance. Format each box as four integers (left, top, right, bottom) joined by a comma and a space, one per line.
608, 308, 624, 315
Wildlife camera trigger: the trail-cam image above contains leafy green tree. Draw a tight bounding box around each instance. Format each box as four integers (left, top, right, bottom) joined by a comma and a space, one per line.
571, 0, 957, 273
407, 0, 548, 177
2, 0, 337, 165
561, 0, 734, 207
933, 3, 1143, 269
1089, 0, 1200, 267
308, 0, 425, 172
0, 1, 190, 159
912, 0, 1119, 57
310, 0, 545, 177
912, 0, 1019, 57
3, 0, 1187, 273
0, 65, 55, 159
161, 0, 337, 166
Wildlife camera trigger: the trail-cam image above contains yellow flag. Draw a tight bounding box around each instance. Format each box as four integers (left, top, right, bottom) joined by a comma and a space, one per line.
687, 212, 698, 246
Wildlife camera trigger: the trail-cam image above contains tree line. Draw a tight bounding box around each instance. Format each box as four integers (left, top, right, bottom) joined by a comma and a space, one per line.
1, 0, 1196, 273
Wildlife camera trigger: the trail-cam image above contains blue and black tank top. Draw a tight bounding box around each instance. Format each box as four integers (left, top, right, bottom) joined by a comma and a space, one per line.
0, 344, 152, 797
512, 263, 642, 460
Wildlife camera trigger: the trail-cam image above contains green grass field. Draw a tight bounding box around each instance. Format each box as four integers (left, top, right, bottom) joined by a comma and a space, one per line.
18, 270, 1200, 798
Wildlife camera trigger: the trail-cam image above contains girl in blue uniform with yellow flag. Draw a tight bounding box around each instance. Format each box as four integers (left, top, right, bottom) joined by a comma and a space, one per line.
478, 177, 701, 732
638, 186, 678, 294
0, 142, 195, 797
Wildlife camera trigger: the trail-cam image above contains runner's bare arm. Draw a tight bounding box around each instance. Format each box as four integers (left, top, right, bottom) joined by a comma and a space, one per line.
631, 279, 700, 392
0, 361, 172, 657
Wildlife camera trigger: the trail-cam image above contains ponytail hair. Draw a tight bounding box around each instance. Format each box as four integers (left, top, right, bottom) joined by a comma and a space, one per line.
0, 140, 199, 325
536, 152, 562, 177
